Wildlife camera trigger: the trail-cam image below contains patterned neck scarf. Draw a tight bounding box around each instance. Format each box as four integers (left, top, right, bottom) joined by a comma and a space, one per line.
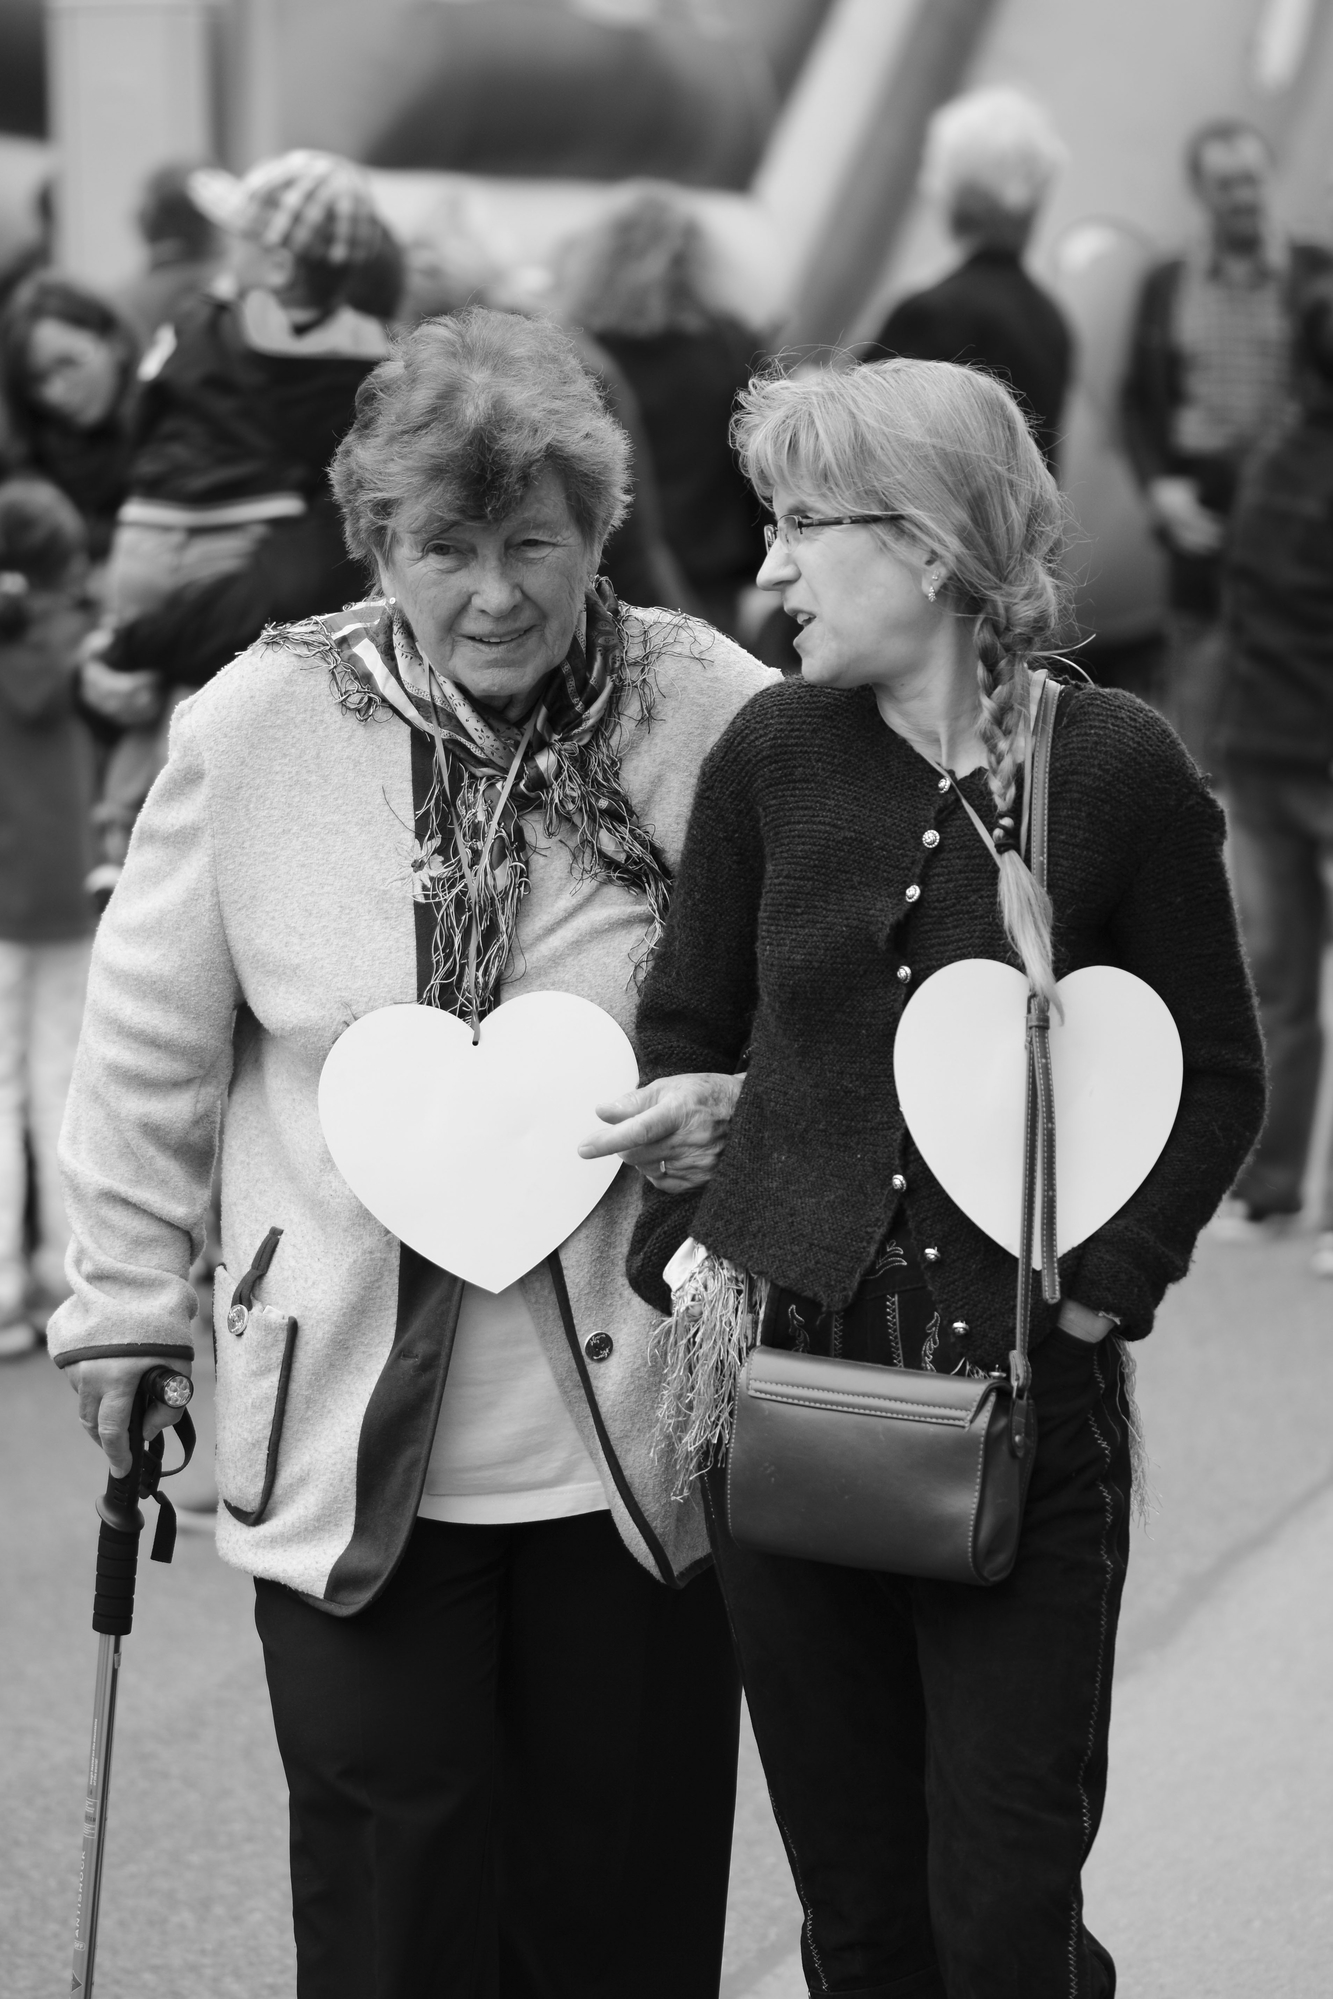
325, 578, 671, 1030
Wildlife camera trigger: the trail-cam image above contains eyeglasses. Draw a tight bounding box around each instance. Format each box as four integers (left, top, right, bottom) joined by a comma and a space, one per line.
762, 512, 906, 552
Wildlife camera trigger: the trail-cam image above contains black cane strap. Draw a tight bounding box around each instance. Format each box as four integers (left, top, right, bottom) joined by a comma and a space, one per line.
142, 1405, 196, 1564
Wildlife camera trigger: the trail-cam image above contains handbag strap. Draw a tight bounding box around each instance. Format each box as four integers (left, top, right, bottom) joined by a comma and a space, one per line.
920, 673, 1061, 1444
1009, 673, 1060, 1442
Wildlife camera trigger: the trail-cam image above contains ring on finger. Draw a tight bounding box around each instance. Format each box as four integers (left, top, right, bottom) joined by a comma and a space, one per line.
659, 1159, 668, 1179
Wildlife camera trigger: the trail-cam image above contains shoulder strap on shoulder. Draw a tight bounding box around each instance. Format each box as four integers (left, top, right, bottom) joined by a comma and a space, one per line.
1021, 671, 1061, 892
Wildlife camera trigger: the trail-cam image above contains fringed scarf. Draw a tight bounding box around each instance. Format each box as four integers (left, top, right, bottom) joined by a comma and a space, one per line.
323, 577, 672, 1030
652, 1240, 767, 1500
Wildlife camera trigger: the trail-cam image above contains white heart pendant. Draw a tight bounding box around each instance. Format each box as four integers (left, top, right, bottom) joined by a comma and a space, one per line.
893, 961, 1183, 1262
318, 993, 639, 1292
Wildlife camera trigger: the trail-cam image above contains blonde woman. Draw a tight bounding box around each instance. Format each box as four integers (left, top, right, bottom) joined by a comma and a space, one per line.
623, 360, 1264, 1996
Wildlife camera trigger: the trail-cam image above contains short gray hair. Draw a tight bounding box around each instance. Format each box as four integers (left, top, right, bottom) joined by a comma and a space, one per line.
921, 86, 1066, 223
331, 306, 632, 565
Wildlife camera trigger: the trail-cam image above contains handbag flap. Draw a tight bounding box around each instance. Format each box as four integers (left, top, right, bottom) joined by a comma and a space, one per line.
743, 1348, 998, 1429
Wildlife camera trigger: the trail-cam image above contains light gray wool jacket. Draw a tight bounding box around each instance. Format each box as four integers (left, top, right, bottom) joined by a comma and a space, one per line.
48, 606, 775, 1611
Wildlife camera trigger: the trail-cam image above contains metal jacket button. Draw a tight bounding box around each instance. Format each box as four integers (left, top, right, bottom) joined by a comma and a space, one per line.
937, 776, 950, 791
891, 1173, 907, 1193
896, 965, 912, 984
584, 1332, 613, 1363
922, 829, 940, 849
227, 1303, 249, 1337
923, 1246, 941, 1263
905, 884, 920, 903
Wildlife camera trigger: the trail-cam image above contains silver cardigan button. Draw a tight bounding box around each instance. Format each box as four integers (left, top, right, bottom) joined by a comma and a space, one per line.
922, 829, 940, 849
905, 884, 921, 903
923, 1246, 941, 1263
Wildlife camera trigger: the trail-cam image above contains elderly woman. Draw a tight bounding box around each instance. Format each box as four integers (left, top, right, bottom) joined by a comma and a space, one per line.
624, 358, 1264, 1997
49, 307, 773, 1998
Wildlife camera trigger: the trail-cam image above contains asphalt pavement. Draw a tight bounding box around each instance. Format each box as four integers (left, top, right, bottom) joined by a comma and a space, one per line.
3, 1223, 1331, 1999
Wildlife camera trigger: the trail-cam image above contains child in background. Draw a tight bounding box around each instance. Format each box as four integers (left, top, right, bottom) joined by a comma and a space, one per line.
85, 149, 390, 896
0, 477, 94, 1356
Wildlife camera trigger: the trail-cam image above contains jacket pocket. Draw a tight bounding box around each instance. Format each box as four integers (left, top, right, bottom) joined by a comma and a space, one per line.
213, 1228, 299, 1526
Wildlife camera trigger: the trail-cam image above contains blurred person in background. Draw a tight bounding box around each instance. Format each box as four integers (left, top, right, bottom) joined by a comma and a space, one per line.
0, 274, 138, 566
341, 214, 408, 324
0, 178, 54, 319
558, 183, 767, 637
870, 86, 1072, 474
1214, 280, 1333, 1269
570, 326, 703, 617
1122, 119, 1332, 775
0, 477, 94, 1358
113, 161, 221, 347
79, 148, 390, 898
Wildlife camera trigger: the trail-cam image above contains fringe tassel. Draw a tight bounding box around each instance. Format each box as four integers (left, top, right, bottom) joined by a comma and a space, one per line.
1112, 1336, 1155, 1527
652, 1253, 767, 1501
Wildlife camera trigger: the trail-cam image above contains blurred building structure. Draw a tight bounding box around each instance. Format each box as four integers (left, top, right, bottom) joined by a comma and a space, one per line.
2, 0, 1331, 648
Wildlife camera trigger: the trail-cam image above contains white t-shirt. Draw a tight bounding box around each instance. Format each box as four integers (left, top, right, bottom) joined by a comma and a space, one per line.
417, 1279, 609, 1525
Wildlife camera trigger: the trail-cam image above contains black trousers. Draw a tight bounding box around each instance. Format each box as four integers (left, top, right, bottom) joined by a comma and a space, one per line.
707, 1331, 1133, 1999
255, 1510, 742, 1999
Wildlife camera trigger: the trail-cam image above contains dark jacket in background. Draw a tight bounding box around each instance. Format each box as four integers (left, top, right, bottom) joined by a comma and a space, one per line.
103, 500, 365, 689
4, 407, 135, 563
1218, 393, 1333, 767
128, 293, 382, 510
597, 319, 767, 613
0, 600, 94, 942
627, 678, 1263, 1361
113, 254, 217, 349
1121, 243, 1332, 616
572, 329, 701, 617
871, 248, 1073, 470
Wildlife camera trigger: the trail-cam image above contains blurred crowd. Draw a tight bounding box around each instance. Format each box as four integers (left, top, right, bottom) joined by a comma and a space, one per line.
1, 89, 1331, 1360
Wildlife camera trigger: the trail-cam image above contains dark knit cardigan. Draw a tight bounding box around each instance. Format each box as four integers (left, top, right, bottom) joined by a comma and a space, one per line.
626, 677, 1265, 1369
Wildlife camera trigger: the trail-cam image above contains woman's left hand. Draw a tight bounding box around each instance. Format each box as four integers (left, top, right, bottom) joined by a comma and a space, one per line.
1056, 1298, 1117, 1344
578, 1072, 743, 1191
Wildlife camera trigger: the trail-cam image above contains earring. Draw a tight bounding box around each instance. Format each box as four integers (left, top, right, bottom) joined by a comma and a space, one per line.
925, 577, 939, 603
386, 595, 397, 608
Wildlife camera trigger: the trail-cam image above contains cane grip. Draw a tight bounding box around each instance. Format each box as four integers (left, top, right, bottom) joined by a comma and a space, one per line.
91, 1367, 172, 1636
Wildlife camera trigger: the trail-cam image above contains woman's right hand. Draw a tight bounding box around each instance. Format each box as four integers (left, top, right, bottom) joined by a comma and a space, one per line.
65, 1356, 190, 1477
578, 1072, 743, 1192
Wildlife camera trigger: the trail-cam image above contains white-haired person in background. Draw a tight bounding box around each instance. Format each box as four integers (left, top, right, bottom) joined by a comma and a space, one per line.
870, 85, 1072, 472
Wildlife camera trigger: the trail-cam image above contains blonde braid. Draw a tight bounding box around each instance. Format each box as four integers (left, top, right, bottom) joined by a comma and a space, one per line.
976, 621, 1058, 1008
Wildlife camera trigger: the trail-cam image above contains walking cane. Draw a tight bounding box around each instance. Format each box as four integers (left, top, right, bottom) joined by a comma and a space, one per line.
70, 1364, 195, 1997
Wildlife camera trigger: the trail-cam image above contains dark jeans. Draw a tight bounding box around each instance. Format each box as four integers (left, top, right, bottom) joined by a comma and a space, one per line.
1226, 758, 1333, 1223
255, 1511, 741, 1999
707, 1331, 1133, 1999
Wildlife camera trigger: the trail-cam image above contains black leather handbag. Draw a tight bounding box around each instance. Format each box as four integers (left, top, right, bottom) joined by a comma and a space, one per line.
726, 676, 1062, 1586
